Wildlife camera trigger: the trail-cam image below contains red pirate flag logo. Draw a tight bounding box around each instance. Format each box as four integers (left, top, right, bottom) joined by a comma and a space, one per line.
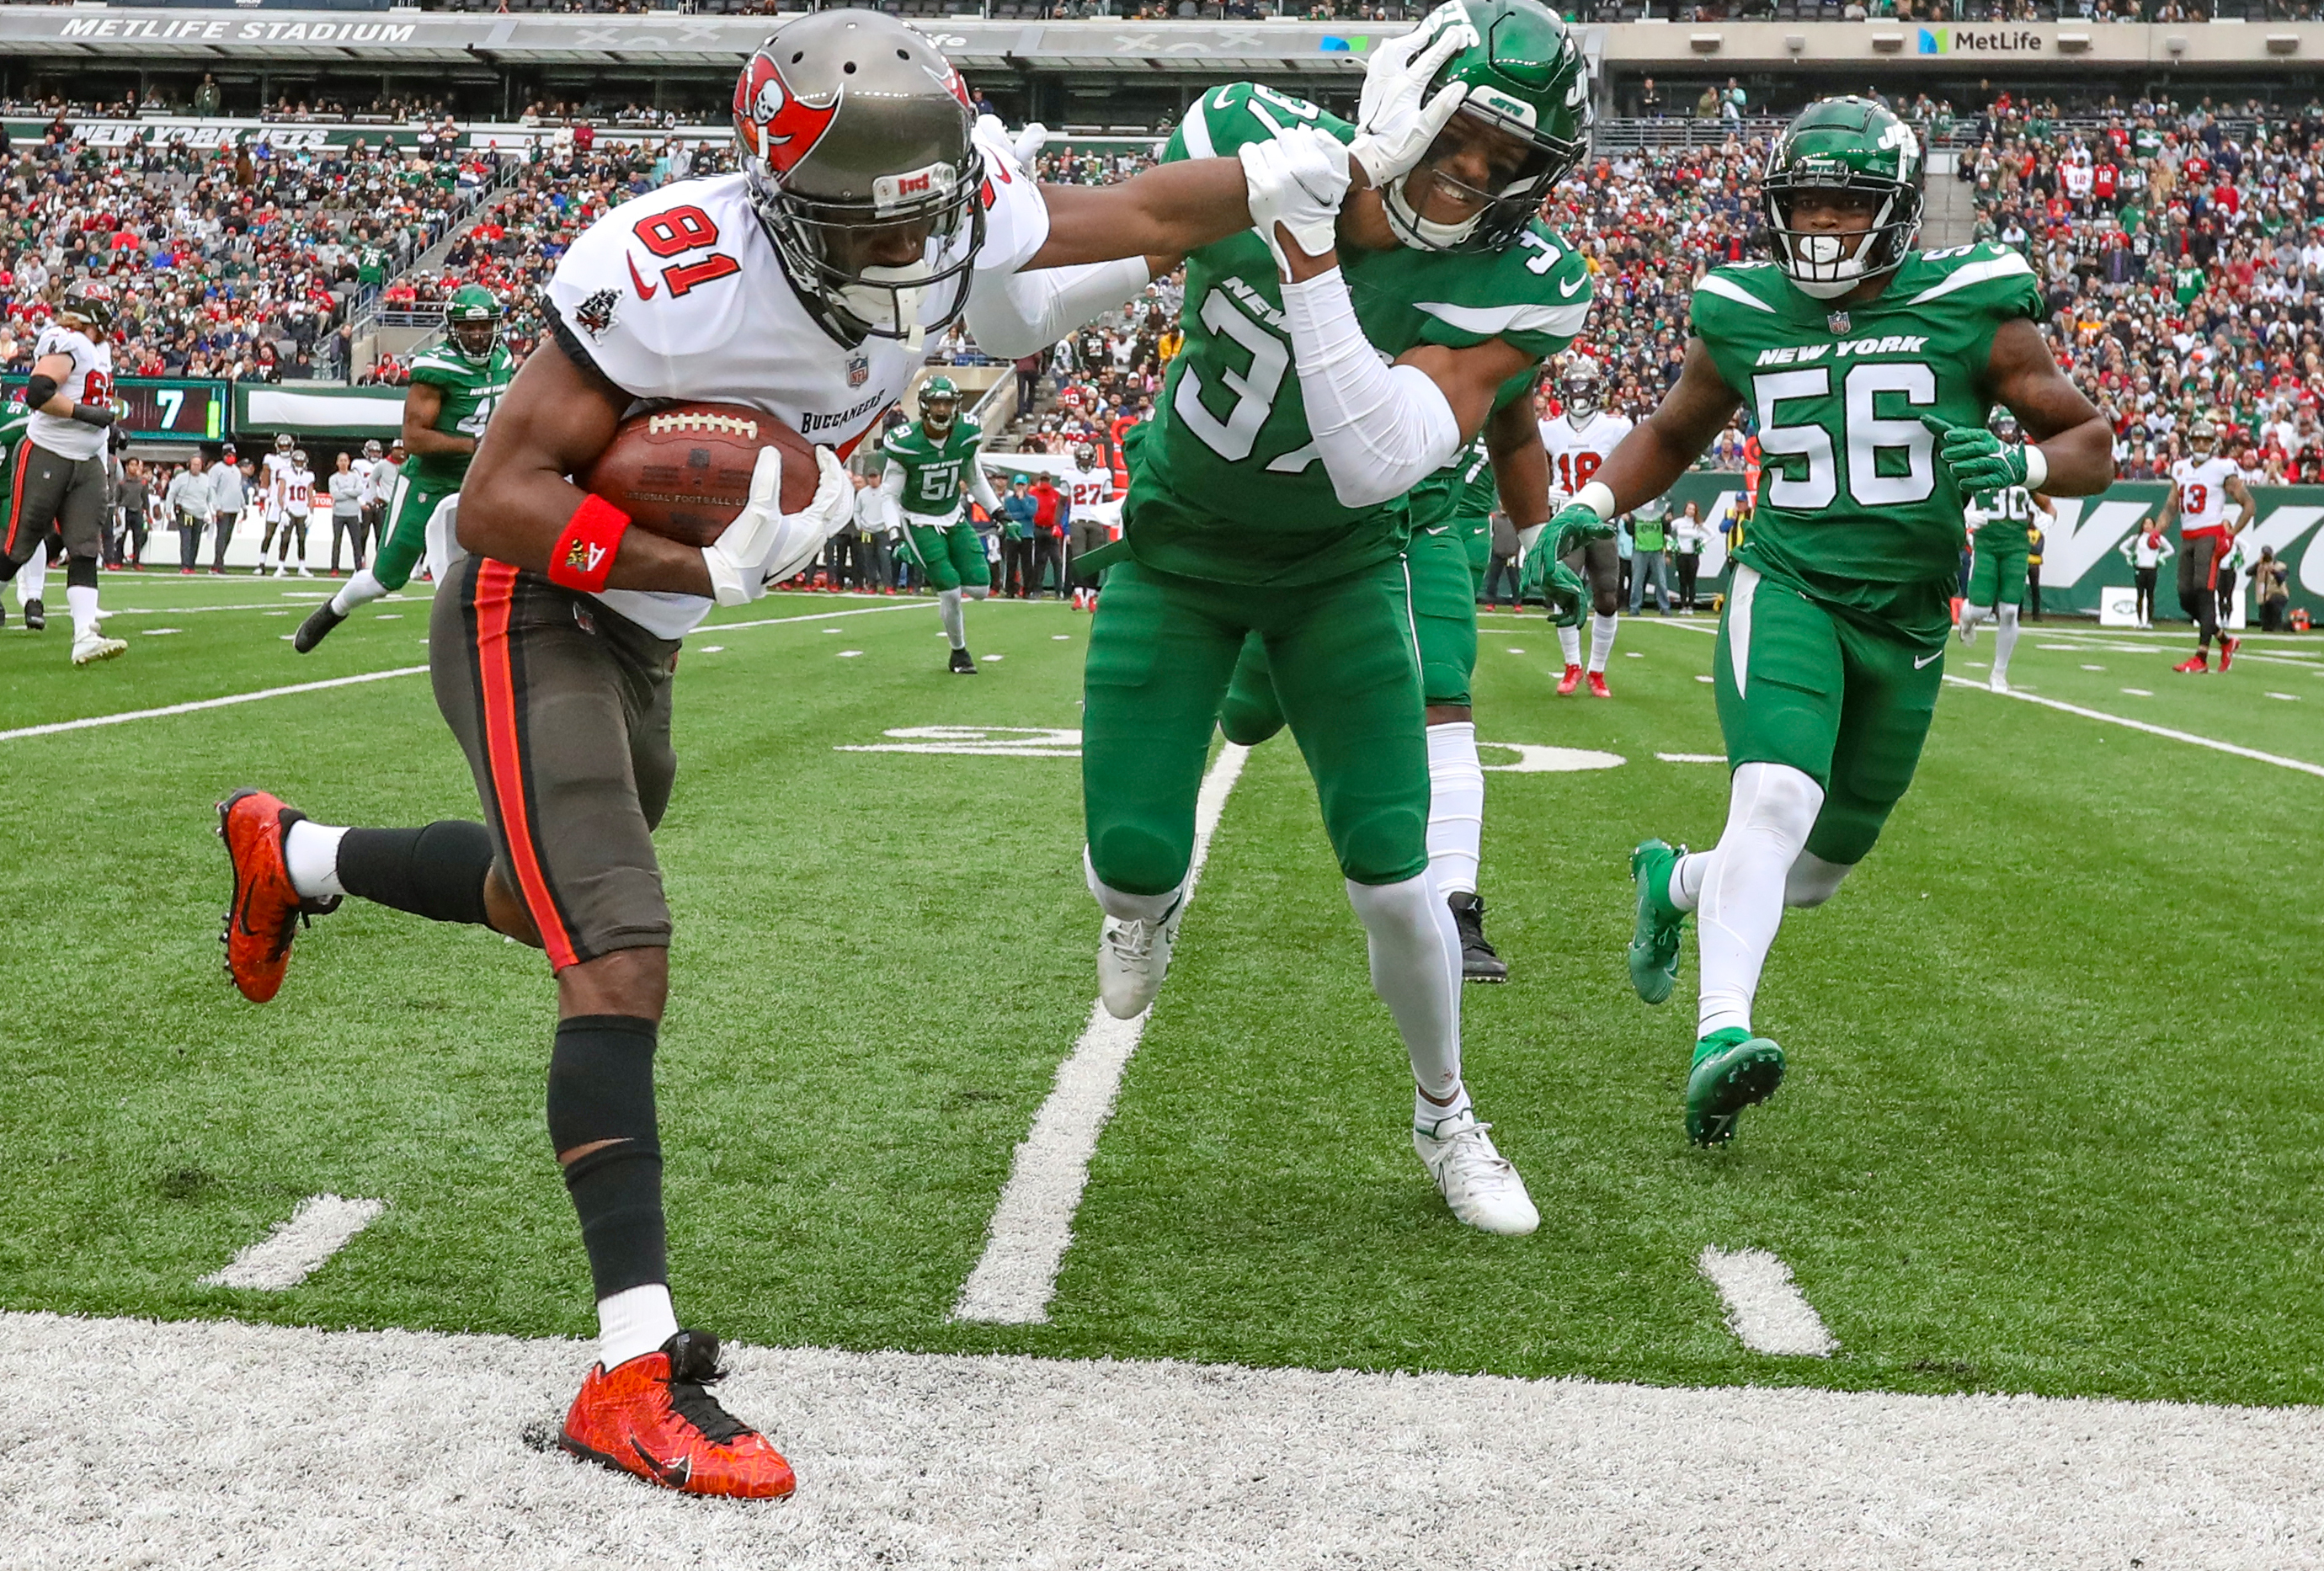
733, 52, 842, 176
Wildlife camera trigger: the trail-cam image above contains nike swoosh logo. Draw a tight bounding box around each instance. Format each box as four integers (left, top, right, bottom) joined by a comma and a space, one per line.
626, 254, 658, 300
1914, 650, 1943, 668
1559, 274, 1587, 298
631, 1439, 692, 1488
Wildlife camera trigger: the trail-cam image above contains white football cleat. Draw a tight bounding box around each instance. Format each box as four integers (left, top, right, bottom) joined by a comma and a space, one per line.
1990, 671, 2011, 694
1414, 1114, 1539, 1236
71, 632, 126, 666
297, 566, 314, 578
1097, 903, 1181, 1020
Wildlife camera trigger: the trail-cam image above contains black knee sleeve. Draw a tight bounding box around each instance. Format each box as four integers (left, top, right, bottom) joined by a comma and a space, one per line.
548, 1014, 666, 1300
67, 555, 97, 590
335, 820, 496, 924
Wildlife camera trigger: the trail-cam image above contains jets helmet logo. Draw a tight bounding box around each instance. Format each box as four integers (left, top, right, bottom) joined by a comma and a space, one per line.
733, 53, 842, 176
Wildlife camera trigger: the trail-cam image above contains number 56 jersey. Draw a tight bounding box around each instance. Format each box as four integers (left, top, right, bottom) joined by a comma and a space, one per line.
1690, 241, 2041, 645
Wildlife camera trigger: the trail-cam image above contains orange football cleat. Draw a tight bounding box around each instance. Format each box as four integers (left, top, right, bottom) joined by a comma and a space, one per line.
558, 1330, 795, 1500
217, 788, 336, 1003
1556, 663, 1584, 696
1586, 670, 1612, 698
2172, 653, 2209, 674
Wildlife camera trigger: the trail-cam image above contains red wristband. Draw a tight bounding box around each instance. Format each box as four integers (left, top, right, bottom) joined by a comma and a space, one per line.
547, 494, 631, 594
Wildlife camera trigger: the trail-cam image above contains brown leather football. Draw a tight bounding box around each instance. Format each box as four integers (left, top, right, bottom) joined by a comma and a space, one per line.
578, 402, 820, 547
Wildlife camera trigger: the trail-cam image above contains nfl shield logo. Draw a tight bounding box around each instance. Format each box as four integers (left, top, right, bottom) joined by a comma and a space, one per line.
1826, 311, 1851, 335
846, 354, 869, 388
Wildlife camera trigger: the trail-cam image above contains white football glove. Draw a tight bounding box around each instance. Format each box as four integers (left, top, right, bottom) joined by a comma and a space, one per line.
700, 445, 850, 606
1012, 120, 1051, 171
1239, 127, 1353, 279
1347, 4, 1478, 189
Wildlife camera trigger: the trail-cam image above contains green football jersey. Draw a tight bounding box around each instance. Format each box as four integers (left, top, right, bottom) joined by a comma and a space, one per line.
1135, 82, 1590, 587
0, 399, 29, 520
883, 419, 985, 521
1688, 241, 2042, 645
1970, 483, 2037, 546
402, 343, 513, 487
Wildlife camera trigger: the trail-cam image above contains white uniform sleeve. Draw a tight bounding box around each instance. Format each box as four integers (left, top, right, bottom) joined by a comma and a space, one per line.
881, 461, 907, 503
546, 187, 746, 402
1277, 266, 1461, 510
969, 118, 1053, 276
966, 455, 1003, 514
965, 256, 1153, 362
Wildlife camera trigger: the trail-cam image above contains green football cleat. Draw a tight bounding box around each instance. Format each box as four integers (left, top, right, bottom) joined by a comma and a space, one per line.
1685, 1027, 1786, 1147
1627, 838, 1687, 1004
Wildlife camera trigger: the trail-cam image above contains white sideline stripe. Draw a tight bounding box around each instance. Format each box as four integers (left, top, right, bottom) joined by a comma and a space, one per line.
953, 743, 1250, 1325
13, 1311, 2324, 1568
1697, 1245, 1836, 1357
1656, 752, 1725, 763
0, 665, 430, 743
197, 1195, 386, 1291
1943, 676, 2324, 780
708, 601, 933, 632
4, 602, 935, 744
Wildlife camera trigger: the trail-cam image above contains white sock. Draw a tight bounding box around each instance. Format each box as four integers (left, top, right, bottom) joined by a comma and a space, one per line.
66, 583, 99, 641
596, 1281, 679, 1370
283, 819, 349, 900
1671, 849, 1708, 913
1345, 873, 1462, 1103
1085, 848, 1183, 924
1695, 762, 1824, 1039
1556, 622, 1581, 668
938, 587, 967, 649
19, 543, 46, 605
1415, 1080, 1474, 1137
1588, 612, 1618, 673
330, 567, 388, 616
1991, 604, 2021, 682
1425, 722, 1484, 899
1784, 849, 1851, 909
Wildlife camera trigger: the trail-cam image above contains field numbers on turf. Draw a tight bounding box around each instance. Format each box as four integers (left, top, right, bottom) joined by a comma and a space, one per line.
1479, 743, 1624, 773
838, 726, 1081, 758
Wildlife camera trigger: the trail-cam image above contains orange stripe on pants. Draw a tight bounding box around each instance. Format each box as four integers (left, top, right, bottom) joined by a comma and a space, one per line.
472, 559, 581, 971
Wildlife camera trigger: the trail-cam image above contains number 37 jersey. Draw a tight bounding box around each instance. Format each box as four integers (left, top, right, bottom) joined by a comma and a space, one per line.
1690, 242, 2041, 644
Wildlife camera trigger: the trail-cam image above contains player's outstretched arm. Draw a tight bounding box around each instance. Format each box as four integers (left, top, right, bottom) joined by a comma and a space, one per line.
1592, 337, 1740, 518
458, 333, 716, 597
1484, 394, 1551, 533
1983, 317, 2113, 497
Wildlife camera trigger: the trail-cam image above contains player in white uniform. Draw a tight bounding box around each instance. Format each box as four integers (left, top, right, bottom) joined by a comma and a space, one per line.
214, 8, 1426, 1502
2157, 418, 2255, 673
349, 439, 381, 571
255, 434, 297, 573
1, 280, 126, 663
270, 450, 317, 577
1537, 359, 1633, 695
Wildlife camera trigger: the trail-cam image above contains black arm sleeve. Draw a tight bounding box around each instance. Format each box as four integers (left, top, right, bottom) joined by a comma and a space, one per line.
24, 373, 57, 408
69, 402, 116, 428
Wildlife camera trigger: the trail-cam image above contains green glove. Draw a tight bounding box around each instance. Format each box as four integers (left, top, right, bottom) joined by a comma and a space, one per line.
1542, 559, 1586, 628
1546, 500, 1618, 557
1919, 413, 2031, 492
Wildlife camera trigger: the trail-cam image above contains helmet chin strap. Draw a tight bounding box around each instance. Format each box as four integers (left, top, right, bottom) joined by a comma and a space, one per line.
1385, 173, 1484, 251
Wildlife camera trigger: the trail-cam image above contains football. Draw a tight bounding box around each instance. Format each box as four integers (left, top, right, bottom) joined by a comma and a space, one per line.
578, 402, 821, 547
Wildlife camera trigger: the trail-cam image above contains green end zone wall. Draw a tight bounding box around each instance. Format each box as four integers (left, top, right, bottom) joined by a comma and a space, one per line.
1664, 474, 2324, 623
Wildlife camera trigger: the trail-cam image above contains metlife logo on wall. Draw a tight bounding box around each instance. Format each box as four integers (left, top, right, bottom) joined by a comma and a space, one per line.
1917, 26, 2047, 52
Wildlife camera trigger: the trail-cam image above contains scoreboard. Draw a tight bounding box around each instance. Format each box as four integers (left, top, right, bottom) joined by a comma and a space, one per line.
1, 376, 229, 442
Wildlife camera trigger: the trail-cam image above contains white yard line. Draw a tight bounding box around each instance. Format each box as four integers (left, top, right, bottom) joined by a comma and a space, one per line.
1942, 676, 2324, 780
953, 743, 1250, 1325
708, 601, 935, 633
197, 1195, 386, 1291
1697, 1245, 1837, 1356
8, 1310, 2322, 1568
0, 665, 431, 743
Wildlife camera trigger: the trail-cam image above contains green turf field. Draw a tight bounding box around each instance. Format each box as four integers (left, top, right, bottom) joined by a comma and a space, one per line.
4, 577, 2321, 1407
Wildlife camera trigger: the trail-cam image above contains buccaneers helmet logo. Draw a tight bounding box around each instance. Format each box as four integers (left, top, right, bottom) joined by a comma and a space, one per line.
733, 53, 841, 176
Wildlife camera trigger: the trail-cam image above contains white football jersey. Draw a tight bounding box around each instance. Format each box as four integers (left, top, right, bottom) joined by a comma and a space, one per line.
28, 323, 111, 461
263, 451, 297, 518
2169, 455, 2240, 534
546, 120, 1049, 639
1539, 409, 1634, 504
1061, 464, 1115, 513
352, 456, 377, 504
287, 466, 316, 517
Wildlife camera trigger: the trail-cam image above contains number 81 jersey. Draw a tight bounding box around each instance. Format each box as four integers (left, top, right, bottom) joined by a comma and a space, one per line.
1690, 241, 2041, 642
